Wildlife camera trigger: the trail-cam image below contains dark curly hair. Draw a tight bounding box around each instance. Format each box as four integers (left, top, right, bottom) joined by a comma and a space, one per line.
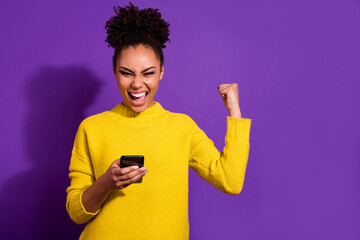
105, 2, 170, 73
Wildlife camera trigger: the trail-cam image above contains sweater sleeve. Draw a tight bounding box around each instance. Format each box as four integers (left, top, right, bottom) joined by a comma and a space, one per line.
189, 116, 252, 195
66, 121, 100, 224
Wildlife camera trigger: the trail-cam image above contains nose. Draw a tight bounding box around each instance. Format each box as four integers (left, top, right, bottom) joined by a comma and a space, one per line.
131, 75, 143, 89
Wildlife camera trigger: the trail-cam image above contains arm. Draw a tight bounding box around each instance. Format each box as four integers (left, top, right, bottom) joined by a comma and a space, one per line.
81, 159, 147, 213
189, 83, 252, 194
66, 124, 101, 224
80, 174, 111, 214
228, 106, 241, 119
189, 116, 251, 195
66, 121, 147, 224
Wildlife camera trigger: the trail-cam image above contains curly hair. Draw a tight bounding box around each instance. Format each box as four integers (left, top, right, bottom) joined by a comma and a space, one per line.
105, 2, 170, 72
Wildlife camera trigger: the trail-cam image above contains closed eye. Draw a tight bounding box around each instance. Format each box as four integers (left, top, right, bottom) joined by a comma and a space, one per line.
120, 71, 131, 76
144, 72, 155, 76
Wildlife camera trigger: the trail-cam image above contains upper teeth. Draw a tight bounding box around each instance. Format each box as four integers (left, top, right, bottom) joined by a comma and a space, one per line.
130, 92, 146, 97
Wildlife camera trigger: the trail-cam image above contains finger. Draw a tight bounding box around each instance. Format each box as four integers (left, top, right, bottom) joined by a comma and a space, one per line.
218, 86, 232, 93
219, 87, 231, 96
218, 86, 229, 92
218, 87, 229, 93
218, 83, 231, 89
218, 87, 228, 93
118, 167, 147, 181
113, 165, 139, 176
113, 159, 121, 166
219, 91, 227, 98
230, 83, 238, 91
218, 85, 230, 90
118, 169, 147, 186
220, 83, 237, 90
219, 83, 237, 88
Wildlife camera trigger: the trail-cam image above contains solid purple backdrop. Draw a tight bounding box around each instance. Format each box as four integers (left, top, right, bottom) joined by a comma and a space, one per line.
0, 0, 359, 239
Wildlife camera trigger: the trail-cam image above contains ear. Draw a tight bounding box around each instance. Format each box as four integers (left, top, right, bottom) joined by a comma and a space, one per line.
159, 65, 165, 80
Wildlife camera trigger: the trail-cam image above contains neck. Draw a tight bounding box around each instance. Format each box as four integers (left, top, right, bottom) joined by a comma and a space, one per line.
111, 101, 168, 121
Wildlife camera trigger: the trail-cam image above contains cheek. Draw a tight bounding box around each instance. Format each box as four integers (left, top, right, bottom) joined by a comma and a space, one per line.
145, 78, 160, 91
117, 78, 130, 91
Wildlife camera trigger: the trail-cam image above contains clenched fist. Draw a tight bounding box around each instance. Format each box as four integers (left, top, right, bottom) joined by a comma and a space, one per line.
218, 83, 242, 119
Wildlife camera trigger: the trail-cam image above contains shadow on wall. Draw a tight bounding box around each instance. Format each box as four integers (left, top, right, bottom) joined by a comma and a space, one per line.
0, 65, 102, 239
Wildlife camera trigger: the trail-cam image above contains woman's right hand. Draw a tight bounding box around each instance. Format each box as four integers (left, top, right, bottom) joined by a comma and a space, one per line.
100, 159, 148, 191
81, 159, 147, 213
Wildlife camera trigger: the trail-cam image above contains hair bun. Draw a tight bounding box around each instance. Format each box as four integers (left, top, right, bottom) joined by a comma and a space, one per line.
105, 2, 170, 49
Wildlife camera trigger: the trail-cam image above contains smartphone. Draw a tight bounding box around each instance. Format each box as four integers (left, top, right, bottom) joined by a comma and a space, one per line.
120, 155, 145, 183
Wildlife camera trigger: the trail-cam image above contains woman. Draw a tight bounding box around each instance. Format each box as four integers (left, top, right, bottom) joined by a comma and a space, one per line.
66, 3, 252, 239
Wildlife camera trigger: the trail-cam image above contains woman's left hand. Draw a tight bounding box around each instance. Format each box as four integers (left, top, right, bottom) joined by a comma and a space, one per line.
218, 83, 242, 118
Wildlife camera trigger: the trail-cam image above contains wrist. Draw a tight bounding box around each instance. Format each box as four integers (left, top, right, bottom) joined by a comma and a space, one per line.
228, 107, 241, 119
97, 173, 112, 193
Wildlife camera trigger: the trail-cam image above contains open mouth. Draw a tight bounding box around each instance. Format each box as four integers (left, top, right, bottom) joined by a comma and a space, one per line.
128, 91, 149, 105
128, 91, 148, 100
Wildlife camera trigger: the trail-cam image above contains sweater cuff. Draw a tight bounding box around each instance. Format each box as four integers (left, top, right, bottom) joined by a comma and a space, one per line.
71, 189, 100, 223
226, 117, 252, 142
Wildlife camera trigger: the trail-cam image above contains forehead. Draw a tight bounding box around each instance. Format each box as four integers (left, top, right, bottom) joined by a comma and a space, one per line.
117, 44, 160, 69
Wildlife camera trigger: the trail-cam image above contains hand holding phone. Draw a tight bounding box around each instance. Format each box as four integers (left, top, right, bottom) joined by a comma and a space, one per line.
101, 157, 147, 191
120, 155, 145, 183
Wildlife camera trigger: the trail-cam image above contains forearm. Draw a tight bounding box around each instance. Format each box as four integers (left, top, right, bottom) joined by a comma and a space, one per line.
189, 116, 251, 195
212, 117, 251, 194
221, 117, 251, 194
82, 174, 111, 213
228, 106, 242, 119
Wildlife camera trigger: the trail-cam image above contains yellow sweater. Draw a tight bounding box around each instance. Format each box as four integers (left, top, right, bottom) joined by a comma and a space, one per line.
66, 101, 252, 239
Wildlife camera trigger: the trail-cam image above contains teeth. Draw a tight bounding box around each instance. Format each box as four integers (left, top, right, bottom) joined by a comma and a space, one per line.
130, 92, 146, 97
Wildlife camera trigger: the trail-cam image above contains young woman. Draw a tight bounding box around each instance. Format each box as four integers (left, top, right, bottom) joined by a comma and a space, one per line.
66, 3, 252, 239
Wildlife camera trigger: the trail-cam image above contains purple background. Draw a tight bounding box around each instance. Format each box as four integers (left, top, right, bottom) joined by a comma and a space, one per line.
0, 0, 359, 239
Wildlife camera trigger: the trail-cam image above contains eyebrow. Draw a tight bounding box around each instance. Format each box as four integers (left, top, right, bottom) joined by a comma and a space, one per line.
119, 66, 156, 74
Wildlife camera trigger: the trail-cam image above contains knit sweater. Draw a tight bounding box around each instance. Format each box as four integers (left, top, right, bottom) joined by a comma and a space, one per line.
66, 101, 252, 240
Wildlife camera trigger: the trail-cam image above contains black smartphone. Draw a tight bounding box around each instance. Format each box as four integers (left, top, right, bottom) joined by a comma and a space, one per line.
120, 155, 145, 183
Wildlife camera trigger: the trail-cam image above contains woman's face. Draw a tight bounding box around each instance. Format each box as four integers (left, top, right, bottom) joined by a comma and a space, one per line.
114, 44, 164, 113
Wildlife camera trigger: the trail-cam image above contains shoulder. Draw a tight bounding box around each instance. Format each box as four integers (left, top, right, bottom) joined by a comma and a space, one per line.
166, 111, 199, 129
78, 110, 111, 131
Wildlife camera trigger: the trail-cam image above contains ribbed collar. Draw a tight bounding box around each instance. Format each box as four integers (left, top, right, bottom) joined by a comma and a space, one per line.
109, 101, 169, 123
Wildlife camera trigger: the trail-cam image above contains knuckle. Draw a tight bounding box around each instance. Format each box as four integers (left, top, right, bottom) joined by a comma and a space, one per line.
118, 175, 127, 182
127, 176, 135, 182
114, 175, 122, 181
133, 175, 141, 181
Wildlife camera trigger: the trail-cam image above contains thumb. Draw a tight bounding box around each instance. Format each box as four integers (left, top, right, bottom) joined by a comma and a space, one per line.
113, 159, 121, 167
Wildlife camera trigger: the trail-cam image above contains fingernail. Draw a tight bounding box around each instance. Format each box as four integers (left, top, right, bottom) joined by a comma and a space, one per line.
133, 166, 139, 169
141, 167, 147, 171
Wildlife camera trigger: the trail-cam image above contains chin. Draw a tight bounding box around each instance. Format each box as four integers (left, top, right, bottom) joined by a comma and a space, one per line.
125, 98, 152, 113
131, 104, 148, 113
